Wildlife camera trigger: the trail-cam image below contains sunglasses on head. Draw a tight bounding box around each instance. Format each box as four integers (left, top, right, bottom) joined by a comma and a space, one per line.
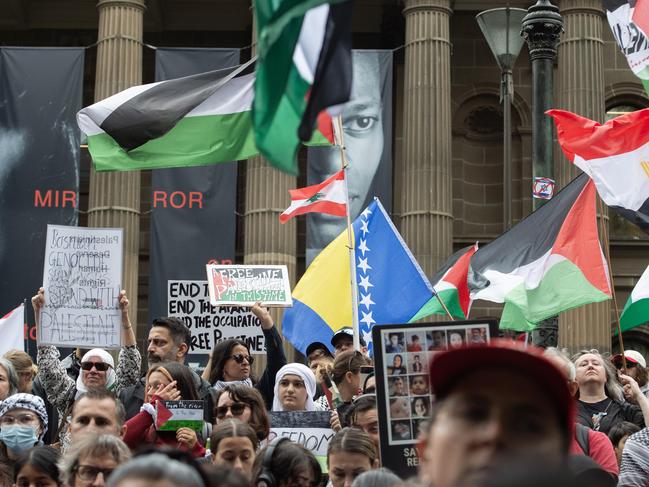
80, 361, 111, 372
215, 402, 248, 419
228, 353, 254, 365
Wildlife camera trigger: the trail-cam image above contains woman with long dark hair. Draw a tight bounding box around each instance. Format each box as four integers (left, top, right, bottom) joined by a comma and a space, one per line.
214, 384, 270, 442
202, 303, 287, 408
123, 362, 206, 457
14, 446, 61, 487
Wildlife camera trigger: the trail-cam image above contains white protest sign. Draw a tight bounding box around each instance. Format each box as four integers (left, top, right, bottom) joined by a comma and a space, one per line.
40, 225, 123, 349
268, 411, 334, 472
205, 265, 292, 307
168, 280, 266, 354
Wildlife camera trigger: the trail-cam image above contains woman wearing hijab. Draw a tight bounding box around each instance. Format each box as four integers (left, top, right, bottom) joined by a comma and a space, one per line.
31, 287, 141, 447
0, 393, 48, 485
272, 363, 323, 412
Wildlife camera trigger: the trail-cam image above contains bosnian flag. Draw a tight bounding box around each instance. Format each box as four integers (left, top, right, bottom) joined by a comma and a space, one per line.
0, 304, 24, 354
620, 263, 649, 332
409, 243, 479, 321
548, 108, 649, 234
469, 174, 611, 331
279, 169, 346, 223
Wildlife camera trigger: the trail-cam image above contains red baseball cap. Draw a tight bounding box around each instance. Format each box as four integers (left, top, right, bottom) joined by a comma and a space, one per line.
429, 339, 575, 435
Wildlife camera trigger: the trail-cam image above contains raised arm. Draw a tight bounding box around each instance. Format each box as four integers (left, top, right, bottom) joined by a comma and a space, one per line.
114, 290, 142, 393
252, 303, 287, 407
32, 288, 75, 413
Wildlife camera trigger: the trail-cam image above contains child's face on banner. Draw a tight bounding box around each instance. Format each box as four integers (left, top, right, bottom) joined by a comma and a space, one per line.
310, 54, 384, 239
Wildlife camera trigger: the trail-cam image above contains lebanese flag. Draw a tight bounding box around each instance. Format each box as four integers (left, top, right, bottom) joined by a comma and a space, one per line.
409, 243, 478, 321
0, 304, 24, 354
548, 108, 649, 234
469, 174, 612, 331
279, 169, 346, 223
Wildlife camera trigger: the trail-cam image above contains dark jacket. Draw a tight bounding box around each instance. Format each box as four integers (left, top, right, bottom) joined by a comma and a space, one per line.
119, 368, 217, 424
253, 326, 287, 408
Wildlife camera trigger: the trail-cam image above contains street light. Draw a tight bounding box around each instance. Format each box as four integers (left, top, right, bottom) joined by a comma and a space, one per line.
476, 7, 527, 230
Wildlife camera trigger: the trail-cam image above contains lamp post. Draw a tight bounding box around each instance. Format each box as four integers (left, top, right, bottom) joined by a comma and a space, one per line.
522, 0, 563, 210
476, 7, 527, 231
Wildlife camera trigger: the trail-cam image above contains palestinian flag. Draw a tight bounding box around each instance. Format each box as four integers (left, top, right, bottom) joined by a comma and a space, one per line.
253, 0, 353, 174
469, 173, 612, 331
409, 243, 478, 321
549, 108, 649, 234
77, 58, 334, 172
620, 264, 649, 332
279, 169, 347, 223
604, 0, 649, 96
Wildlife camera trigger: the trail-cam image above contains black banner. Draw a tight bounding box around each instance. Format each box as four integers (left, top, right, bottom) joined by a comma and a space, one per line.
0, 47, 84, 353
149, 49, 240, 365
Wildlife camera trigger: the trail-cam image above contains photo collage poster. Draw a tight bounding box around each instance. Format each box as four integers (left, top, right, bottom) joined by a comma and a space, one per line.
380, 323, 493, 445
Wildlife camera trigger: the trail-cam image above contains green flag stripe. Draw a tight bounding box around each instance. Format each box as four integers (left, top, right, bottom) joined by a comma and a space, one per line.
87, 111, 257, 171
620, 296, 649, 332
499, 259, 611, 332
408, 288, 466, 322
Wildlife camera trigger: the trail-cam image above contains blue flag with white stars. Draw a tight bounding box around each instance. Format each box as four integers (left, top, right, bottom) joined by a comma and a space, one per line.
353, 198, 435, 353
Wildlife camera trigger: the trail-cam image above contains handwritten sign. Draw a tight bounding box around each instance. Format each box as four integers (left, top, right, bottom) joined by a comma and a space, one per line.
40, 225, 123, 349
156, 400, 204, 432
168, 280, 266, 355
206, 265, 292, 307
268, 411, 334, 472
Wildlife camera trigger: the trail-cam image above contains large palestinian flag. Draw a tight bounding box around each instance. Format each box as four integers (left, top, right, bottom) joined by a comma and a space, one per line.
469, 173, 612, 331
549, 108, 649, 234
409, 243, 478, 321
253, 0, 353, 173
77, 59, 334, 172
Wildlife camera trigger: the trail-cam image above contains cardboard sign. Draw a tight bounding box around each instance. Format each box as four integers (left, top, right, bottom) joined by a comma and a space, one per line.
372, 320, 498, 479
268, 411, 334, 472
168, 280, 266, 355
40, 225, 123, 349
206, 265, 292, 307
156, 400, 205, 432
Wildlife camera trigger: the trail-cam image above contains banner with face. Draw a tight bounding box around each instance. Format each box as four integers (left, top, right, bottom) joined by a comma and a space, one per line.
306, 50, 393, 264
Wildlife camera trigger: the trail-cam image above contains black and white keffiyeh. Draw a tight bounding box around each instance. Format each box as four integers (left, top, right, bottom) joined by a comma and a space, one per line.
620, 427, 649, 486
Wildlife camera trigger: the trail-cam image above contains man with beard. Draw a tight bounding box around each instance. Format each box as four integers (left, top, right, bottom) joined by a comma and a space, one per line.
118, 316, 216, 422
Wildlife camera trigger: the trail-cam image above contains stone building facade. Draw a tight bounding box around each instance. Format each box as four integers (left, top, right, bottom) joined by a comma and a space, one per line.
2, 0, 648, 357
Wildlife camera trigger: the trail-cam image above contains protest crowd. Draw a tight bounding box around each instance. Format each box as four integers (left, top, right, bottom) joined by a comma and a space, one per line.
0, 286, 645, 487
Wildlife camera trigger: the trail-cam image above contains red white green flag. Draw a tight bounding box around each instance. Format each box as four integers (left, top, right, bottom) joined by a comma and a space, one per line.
409, 243, 478, 321
469, 174, 612, 331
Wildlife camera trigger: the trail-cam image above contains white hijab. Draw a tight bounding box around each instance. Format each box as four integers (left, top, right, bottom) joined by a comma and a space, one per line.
76, 348, 116, 397
272, 363, 317, 412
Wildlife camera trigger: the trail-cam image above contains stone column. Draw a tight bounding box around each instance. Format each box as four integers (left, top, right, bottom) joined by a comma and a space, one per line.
88, 0, 145, 331
556, 0, 611, 353
245, 13, 297, 365
400, 0, 453, 277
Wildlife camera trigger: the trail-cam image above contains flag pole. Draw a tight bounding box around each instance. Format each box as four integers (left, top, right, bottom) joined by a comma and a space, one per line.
596, 196, 627, 373
335, 115, 362, 351
433, 288, 455, 321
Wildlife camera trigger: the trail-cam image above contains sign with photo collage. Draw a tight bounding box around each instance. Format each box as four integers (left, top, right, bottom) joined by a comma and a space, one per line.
372, 320, 498, 479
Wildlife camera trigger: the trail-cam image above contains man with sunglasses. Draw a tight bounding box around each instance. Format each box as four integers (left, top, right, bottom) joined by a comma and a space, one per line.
118, 315, 217, 424
31, 287, 141, 449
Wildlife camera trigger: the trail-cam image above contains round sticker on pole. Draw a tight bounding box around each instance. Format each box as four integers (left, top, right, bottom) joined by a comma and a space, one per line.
532, 177, 555, 200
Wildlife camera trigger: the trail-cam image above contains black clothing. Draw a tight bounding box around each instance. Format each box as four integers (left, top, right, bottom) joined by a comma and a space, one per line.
577, 398, 644, 434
